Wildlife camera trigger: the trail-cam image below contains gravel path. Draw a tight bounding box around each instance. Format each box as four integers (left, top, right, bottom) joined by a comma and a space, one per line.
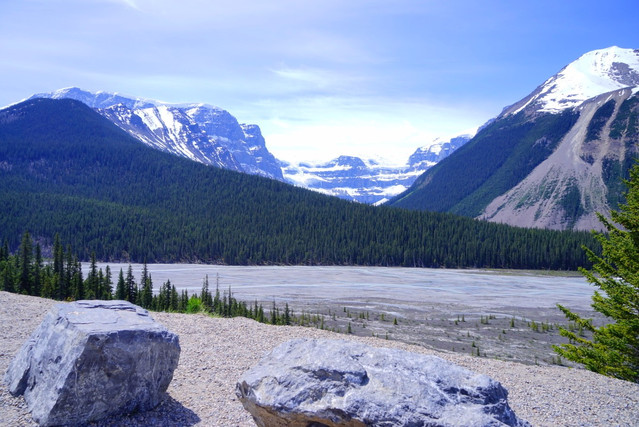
1, 291, 638, 426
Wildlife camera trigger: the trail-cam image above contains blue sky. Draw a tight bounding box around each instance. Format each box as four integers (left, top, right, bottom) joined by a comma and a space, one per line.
1, 0, 638, 164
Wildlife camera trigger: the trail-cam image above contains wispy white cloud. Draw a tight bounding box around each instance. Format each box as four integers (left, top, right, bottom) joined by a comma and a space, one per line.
2, 0, 638, 163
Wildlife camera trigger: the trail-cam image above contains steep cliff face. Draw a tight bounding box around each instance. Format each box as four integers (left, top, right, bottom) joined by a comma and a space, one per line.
389, 47, 639, 231
481, 88, 639, 230
29, 88, 283, 180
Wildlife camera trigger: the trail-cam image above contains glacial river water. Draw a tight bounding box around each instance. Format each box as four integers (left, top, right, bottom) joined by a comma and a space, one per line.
87, 264, 594, 311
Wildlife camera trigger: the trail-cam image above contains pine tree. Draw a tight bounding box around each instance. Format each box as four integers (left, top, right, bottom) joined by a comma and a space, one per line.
139, 261, 153, 309
271, 301, 277, 325
0, 238, 8, 262
33, 243, 42, 297
103, 265, 113, 299
125, 264, 137, 304
1, 259, 14, 293
201, 274, 213, 311
70, 256, 84, 300
115, 268, 126, 300
284, 303, 291, 325
178, 290, 189, 312
17, 231, 33, 295
85, 252, 98, 299
554, 164, 639, 382
62, 245, 73, 300
170, 285, 179, 312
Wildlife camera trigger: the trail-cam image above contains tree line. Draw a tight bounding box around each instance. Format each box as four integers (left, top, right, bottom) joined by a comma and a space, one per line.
0, 231, 296, 326
0, 98, 598, 271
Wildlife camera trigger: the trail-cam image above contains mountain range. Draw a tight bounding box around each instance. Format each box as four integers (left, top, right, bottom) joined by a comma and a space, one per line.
282, 134, 472, 205
28, 88, 468, 204
389, 46, 639, 231
0, 97, 592, 269
13, 46, 639, 231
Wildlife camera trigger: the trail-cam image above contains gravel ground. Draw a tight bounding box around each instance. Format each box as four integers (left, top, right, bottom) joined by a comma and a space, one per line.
1, 291, 638, 426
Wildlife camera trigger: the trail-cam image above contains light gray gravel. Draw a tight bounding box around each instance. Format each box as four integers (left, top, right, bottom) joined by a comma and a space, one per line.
1, 291, 638, 426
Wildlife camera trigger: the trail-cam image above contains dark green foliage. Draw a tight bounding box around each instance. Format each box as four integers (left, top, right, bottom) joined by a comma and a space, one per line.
17, 231, 33, 295
609, 96, 639, 140
125, 265, 137, 304
389, 110, 579, 217
115, 269, 126, 300
586, 99, 615, 142
139, 261, 153, 309
554, 163, 639, 382
559, 179, 584, 228
200, 275, 213, 311
0, 99, 597, 270
0, 230, 287, 330
602, 95, 639, 210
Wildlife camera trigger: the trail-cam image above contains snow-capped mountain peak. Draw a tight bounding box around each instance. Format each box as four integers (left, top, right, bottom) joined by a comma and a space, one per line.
30, 88, 283, 180
506, 46, 639, 115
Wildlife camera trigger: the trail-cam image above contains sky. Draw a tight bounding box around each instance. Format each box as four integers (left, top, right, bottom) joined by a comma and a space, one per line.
1, 0, 638, 165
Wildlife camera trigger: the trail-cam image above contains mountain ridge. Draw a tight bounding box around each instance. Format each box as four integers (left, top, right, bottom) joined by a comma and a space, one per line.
0, 97, 595, 269
389, 46, 639, 231
30, 87, 472, 204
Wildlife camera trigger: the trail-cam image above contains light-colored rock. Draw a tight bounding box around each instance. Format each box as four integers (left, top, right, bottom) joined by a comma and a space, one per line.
237, 338, 530, 427
4, 300, 180, 426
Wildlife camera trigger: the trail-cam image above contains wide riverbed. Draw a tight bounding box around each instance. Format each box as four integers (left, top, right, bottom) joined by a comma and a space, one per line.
87, 264, 597, 364
89, 264, 593, 310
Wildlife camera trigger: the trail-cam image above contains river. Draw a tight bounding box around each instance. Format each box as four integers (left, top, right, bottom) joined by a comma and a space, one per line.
86, 264, 593, 311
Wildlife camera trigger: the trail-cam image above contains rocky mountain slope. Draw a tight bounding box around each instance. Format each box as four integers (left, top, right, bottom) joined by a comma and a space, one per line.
282, 135, 471, 204
29, 88, 469, 204
390, 46, 639, 231
29, 88, 283, 180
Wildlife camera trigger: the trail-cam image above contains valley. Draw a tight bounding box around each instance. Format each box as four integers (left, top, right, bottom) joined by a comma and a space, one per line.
86, 263, 600, 367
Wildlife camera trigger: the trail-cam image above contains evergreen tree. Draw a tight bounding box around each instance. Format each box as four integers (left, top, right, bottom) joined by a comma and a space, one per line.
103, 265, 113, 299
41, 272, 54, 298
61, 245, 73, 300
555, 164, 639, 382
53, 233, 63, 278
213, 279, 221, 313
17, 231, 33, 294
125, 264, 137, 304
33, 243, 42, 297
115, 268, 126, 300
70, 256, 84, 300
201, 274, 213, 311
139, 261, 153, 309
170, 285, 179, 312
96, 269, 104, 300
178, 290, 189, 312
271, 301, 277, 325
85, 252, 98, 299
1, 259, 14, 293
284, 303, 291, 326
140, 274, 153, 309
0, 238, 8, 262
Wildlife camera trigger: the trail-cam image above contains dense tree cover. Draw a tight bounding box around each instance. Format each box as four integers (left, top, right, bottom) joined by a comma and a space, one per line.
555, 164, 639, 382
585, 99, 616, 142
0, 232, 300, 325
389, 110, 580, 217
604, 96, 639, 210
0, 98, 596, 270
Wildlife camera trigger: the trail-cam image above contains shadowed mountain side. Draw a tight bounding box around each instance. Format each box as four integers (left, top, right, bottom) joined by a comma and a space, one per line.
0, 98, 596, 269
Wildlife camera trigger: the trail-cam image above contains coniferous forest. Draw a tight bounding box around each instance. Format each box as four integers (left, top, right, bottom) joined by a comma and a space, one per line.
0, 98, 598, 270
0, 231, 293, 325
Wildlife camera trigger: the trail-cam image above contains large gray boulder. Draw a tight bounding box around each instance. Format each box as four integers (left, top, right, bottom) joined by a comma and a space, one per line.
237, 339, 529, 427
4, 300, 180, 426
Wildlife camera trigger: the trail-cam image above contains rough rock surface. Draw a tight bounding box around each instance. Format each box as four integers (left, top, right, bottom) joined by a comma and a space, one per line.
4, 300, 180, 426
237, 338, 530, 427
